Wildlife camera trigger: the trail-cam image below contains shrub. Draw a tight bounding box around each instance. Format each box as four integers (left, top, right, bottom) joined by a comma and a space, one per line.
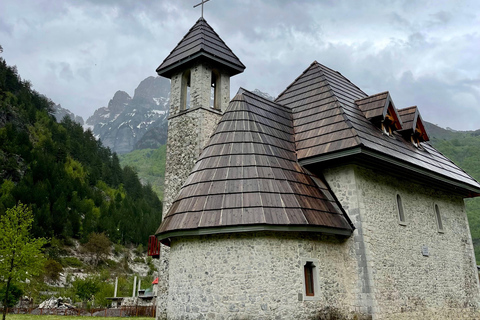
113, 243, 124, 256
61, 257, 84, 268
133, 257, 145, 263
43, 259, 63, 282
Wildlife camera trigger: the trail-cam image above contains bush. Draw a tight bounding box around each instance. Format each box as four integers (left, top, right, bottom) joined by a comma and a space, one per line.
135, 244, 146, 256
113, 243, 124, 256
43, 259, 63, 282
133, 257, 145, 263
72, 276, 100, 302
61, 257, 84, 268
94, 281, 114, 307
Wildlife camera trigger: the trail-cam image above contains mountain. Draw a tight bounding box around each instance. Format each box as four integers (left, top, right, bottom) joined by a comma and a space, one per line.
86, 76, 170, 154
251, 89, 274, 101
53, 104, 84, 125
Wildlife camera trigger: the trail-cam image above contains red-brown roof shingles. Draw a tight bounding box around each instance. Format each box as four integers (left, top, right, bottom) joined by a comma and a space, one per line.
157, 89, 353, 237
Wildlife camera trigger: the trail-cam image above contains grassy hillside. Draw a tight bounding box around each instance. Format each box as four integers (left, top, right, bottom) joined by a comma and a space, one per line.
118, 145, 166, 199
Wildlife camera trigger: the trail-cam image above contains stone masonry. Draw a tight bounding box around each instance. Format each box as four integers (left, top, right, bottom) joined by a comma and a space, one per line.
324, 164, 480, 319
158, 61, 229, 320
166, 232, 357, 320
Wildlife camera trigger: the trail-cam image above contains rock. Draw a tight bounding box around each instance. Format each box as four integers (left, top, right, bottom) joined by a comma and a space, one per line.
53, 104, 84, 125
86, 77, 170, 154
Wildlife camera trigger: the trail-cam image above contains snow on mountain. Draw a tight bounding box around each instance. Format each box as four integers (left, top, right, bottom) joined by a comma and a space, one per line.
86, 76, 170, 154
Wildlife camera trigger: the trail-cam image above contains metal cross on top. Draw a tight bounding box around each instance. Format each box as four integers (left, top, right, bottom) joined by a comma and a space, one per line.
193, 0, 211, 18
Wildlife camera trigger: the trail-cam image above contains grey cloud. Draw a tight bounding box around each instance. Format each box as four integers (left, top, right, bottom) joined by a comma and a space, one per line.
59, 63, 74, 81
1, 0, 479, 130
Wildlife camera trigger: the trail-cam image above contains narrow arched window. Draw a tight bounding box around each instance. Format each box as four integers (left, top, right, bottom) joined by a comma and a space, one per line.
304, 262, 315, 296
181, 70, 191, 110
301, 259, 319, 301
396, 194, 406, 225
435, 204, 444, 232
211, 70, 220, 110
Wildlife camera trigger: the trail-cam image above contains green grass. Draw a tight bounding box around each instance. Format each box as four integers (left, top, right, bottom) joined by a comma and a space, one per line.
5, 316, 152, 320
118, 146, 166, 199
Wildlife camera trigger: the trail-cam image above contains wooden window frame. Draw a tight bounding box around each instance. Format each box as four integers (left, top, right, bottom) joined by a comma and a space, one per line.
304, 262, 315, 296
301, 259, 320, 301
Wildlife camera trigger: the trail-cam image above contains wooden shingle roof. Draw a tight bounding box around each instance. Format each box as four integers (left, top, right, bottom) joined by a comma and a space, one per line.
398, 106, 429, 142
156, 89, 354, 242
156, 17, 245, 78
276, 61, 480, 195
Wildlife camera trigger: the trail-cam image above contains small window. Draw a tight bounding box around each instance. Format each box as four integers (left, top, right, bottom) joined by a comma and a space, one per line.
304, 262, 315, 296
396, 194, 406, 225
301, 259, 319, 301
435, 204, 444, 233
181, 70, 191, 110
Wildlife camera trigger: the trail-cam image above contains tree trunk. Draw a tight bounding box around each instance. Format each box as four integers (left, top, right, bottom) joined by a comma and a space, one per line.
2, 277, 12, 320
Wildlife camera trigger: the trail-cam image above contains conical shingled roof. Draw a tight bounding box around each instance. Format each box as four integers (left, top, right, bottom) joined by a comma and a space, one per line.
156, 89, 354, 241
156, 17, 245, 78
276, 62, 480, 194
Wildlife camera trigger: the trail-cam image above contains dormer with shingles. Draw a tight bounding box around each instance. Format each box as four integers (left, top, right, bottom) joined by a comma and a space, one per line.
398, 106, 429, 146
354, 91, 403, 136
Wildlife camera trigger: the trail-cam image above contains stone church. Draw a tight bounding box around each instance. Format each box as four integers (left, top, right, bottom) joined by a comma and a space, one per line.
153, 16, 480, 320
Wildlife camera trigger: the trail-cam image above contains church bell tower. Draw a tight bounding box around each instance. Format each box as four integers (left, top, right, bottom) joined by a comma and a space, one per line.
156, 17, 245, 214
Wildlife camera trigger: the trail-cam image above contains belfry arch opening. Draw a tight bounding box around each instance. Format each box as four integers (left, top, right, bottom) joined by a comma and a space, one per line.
181, 70, 191, 111
211, 70, 220, 110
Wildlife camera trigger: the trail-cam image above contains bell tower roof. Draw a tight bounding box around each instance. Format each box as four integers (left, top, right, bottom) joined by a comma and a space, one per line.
156, 17, 245, 79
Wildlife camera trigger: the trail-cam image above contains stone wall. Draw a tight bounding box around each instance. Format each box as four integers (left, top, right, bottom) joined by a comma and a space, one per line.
166, 232, 359, 320
158, 63, 227, 320
324, 165, 480, 319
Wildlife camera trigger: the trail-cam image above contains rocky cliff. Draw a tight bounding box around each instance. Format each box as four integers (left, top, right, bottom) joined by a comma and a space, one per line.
86, 76, 170, 154
53, 104, 84, 125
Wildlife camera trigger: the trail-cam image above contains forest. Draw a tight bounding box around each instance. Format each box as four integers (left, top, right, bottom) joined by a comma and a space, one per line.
0, 56, 162, 246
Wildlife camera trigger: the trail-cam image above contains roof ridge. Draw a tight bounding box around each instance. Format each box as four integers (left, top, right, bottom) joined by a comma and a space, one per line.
314, 62, 368, 96
201, 18, 245, 68
157, 17, 245, 77
275, 61, 319, 103
398, 105, 418, 112
314, 64, 364, 148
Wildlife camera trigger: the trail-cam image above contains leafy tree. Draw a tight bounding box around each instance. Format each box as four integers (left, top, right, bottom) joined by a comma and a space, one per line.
0, 203, 46, 320
72, 276, 100, 306
0, 283, 22, 308
83, 233, 111, 266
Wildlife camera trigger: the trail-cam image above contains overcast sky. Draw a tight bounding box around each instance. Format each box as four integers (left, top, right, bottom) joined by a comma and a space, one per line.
1, 0, 479, 130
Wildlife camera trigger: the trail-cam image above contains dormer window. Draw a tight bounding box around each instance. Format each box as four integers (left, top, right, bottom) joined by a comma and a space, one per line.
355, 92, 403, 137
381, 112, 397, 136
398, 106, 430, 148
